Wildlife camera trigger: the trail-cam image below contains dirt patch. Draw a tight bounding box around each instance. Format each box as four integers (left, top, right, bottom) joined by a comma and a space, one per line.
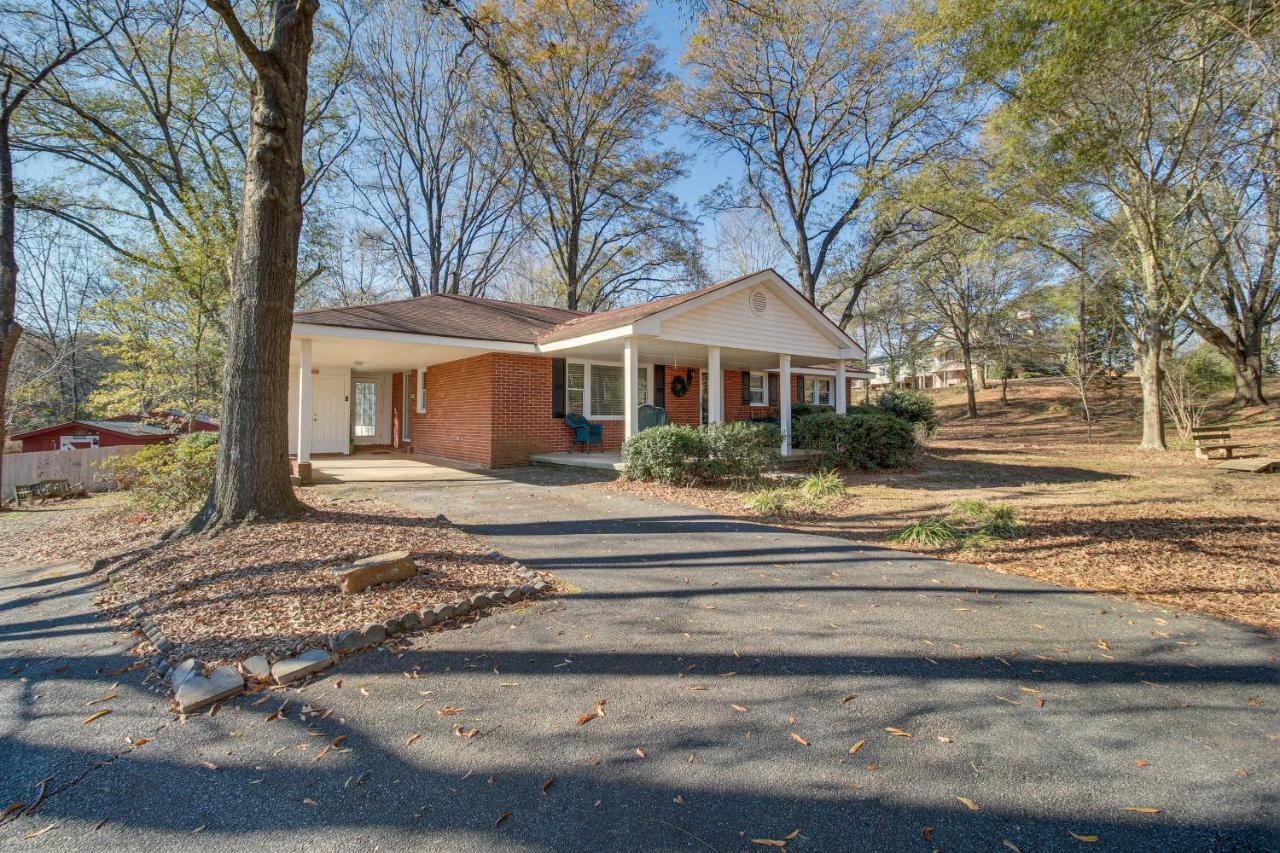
604, 377, 1280, 633
96, 495, 533, 666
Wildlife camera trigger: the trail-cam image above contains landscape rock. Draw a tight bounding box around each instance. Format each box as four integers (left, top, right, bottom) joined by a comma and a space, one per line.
401, 611, 421, 631
330, 629, 369, 654
468, 593, 488, 609
452, 599, 472, 616
532, 579, 549, 592
242, 656, 271, 679
434, 603, 456, 620
503, 587, 522, 602
170, 658, 203, 689
272, 649, 334, 685
175, 666, 243, 714
419, 609, 441, 627
383, 617, 403, 635
362, 623, 388, 645
333, 550, 417, 594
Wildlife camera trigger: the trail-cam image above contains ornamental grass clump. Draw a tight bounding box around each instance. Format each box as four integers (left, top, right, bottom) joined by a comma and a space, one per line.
890, 499, 1020, 551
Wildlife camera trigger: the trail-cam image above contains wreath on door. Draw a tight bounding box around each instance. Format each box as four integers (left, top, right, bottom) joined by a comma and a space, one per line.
670, 375, 689, 397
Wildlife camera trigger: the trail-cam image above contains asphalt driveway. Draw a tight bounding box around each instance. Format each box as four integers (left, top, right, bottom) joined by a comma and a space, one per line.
0, 465, 1276, 851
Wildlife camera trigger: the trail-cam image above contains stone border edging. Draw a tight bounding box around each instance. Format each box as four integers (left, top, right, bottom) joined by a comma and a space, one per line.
101, 513, 553, 715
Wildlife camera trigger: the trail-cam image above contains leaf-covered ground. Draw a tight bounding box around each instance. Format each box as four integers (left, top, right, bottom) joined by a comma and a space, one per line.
92, 495, 536, 665
605, 377, 1280, 632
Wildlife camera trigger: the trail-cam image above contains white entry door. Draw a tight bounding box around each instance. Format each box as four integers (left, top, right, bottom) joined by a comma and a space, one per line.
311, 376, 349, 453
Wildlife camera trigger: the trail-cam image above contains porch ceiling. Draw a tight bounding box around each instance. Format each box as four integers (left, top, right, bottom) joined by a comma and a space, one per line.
288, 334, 497, 372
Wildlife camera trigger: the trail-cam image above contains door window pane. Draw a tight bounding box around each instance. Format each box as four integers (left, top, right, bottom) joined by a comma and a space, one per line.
354, 381, 376, 437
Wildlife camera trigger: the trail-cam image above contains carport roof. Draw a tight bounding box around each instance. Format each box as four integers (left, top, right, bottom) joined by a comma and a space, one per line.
294, 293, 585, 344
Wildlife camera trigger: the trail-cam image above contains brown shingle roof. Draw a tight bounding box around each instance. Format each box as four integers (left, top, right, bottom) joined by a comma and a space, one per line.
294, 293, 585, 344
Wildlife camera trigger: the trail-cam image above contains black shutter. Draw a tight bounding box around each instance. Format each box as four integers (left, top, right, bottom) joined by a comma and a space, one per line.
654, 365, 665, 407
741, 371, 751, 405
768, 373, 780, 407
551, 358, 566, 418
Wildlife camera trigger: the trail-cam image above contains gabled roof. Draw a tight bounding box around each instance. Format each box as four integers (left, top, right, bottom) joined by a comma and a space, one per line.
292, 270, 862, 355
535, 272, 759, 344
11, 419, 173, 440
295, 292, 585, 344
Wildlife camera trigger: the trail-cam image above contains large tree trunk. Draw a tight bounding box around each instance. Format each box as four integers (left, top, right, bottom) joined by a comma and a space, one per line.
0, 116, 22, 509
1135, 333, 1167, 450
1190, 314, 1270, 407
960, 342, 978, 418
189, 0, 317, 531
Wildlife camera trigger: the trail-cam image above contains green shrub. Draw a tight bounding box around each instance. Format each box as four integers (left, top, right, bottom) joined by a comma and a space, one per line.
103, 432, 217, 512
799, 469, 845, 499
876, 389, 940, 436
621, 424, 708, 485
622, 421, 780, 486
948, 499, 1018, 537
703, 420, 781, 485
793, 411, 916, 471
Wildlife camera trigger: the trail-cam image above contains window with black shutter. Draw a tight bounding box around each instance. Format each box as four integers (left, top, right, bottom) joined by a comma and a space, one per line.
741, 371, 751, 404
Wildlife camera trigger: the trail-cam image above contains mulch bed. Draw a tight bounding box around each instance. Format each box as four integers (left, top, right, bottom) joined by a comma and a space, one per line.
96, 495, 532, 666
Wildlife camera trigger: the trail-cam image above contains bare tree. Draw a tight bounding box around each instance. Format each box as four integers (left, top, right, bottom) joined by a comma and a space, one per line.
1, 0, 120, 501
481, 0, 698, 311
350, 0, 522, 298
679, 0, 968, 303
705, 207, 787, 280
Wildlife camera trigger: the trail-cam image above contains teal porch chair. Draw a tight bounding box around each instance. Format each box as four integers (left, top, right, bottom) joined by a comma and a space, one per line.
564, 413, 604, 453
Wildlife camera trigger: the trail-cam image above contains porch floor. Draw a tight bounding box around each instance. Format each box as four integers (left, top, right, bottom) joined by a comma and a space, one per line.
306, 451, 487, 484
529, 451, 625, 472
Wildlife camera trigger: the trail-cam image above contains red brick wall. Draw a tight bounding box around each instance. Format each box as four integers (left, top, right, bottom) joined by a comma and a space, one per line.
394, 356, 854, 468
390, 372, 405, 449
408, 354, 495, 465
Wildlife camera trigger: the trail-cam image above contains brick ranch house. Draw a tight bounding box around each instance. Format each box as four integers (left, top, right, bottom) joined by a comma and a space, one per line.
288, 269, 867, 474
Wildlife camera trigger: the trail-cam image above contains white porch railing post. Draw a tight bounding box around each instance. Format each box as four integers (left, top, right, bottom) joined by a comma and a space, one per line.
707, 346, 722, 423
835, 359, 848, 414
624, 336, 638, 440
779, 353, 792, 456
297, 339, 313, 476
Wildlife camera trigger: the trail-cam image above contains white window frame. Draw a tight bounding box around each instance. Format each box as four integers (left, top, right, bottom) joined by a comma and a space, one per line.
803, 376, 832, 406
747, 371, 768, 407
566, 359, 652, 420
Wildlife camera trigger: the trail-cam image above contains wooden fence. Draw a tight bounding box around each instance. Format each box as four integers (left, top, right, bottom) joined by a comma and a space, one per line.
2, 445, 141, 501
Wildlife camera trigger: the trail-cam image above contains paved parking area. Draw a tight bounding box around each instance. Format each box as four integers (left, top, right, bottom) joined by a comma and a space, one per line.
0, 464, 1276, 850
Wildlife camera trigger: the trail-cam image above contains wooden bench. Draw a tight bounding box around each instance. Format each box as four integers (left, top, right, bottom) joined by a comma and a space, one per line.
1191, 425, 1247, 460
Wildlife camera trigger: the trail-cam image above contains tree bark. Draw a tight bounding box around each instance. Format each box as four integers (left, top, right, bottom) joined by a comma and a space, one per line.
1135, 333, 1167, 450
960, 342, 978, 418
189, 0, 317, 531
0, 114, 21, 505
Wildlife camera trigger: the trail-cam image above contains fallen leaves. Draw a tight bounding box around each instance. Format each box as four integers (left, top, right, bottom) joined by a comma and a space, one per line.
541, 777, 556, 794
884, 727, 911, 737
956, 796, 980, 811
731, 704, 749, 713
23, 823, 57, 839
452, 724, 479, 739
751, 829, 800, 847
789, 732, 810, 747
198, 761, 218, 771
577, 699, 608, 725
495, 812, 511, 827
1068, 831, 1099, 842
405, 733, 422, 746
81, 709, 112, 725
437, 707, 464, 716
1134, 759, 1150, 767
848, 739, 866, 755
1120, 807, 1161, 814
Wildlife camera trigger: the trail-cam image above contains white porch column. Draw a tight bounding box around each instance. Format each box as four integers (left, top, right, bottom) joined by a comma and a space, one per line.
835, 359, 848, 414
297, 339, 313, 479
623, 336, 639, 440
779, 353, 792, 456
707, 346, 723, 423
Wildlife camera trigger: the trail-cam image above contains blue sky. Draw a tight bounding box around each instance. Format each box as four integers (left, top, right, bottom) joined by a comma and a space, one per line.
645, 1, 742, 225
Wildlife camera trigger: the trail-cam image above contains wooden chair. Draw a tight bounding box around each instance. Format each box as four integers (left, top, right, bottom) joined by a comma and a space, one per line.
564, 413, 604, 453
13, 483, 38, 507
1191, 425, 1247, 460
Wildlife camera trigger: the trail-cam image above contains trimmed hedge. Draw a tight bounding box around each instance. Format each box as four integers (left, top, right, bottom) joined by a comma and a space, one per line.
792, 410, 916, 470
622, 421, 781, 485
875, 389, 940, 436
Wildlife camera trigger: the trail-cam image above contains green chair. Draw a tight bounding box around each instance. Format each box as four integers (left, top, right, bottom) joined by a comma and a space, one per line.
637, 404, 668, 431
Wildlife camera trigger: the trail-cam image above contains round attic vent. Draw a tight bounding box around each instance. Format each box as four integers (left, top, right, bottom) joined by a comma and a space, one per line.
748, 289, 768, 316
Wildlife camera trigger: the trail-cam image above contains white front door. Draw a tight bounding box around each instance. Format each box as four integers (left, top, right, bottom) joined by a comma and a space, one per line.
311, 375, 348, 454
